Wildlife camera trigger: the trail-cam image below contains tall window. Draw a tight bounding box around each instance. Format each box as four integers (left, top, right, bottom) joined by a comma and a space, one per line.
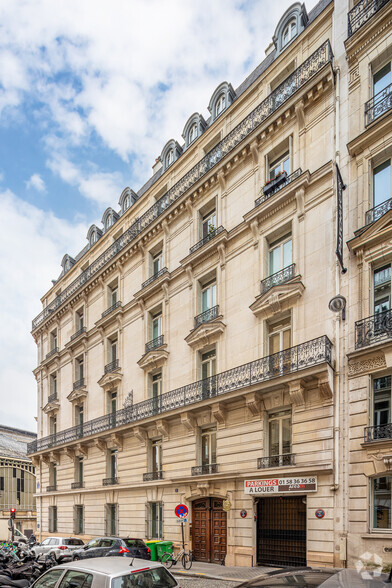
201, 209, 216, 239
105, 503, 118, 536
373, 377, 391, 430
268, 410, 291, 457
75, 457, 83, 485
201, 349, 216, 398
108, 391, 117, 428
49, 463, 57, 488
49, 506, 58, 533
269, 152, 290, 180
372, 477, 392, 529
108, 449, 118, 481
166, 150, 174, 168
74, 505, 84, 535
151, 372, 162, 413
201, 426, 217, 467
268, 317, 292, 354
49, 415, 57, 436
75, 356, 84, 381
373, 63, 391, 97
151, 250, 163, 276
75, 403, 84, 426
373, 160, 391, 208
269, 234, 292, 276
151, 311, 163, 340
123, 194, 130, 211
108, 336, 118, 363
201, 279, 217, 313
148, 502, 163, 539
189, 123, 198, 144
50, 329, 58, 351
215, 94, 226, 117
108, 283, 118, 307
282, 19, 297, 47
152, 439, 162, 474
374, 265, 391, 315
49, 373, 57, 397
75, 307, 84, 330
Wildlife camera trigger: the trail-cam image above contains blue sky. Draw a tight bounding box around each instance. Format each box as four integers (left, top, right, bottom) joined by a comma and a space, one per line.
0, 0, 318, 430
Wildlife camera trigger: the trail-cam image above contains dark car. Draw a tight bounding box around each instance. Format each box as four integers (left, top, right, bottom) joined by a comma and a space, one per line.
72, 537, 151, 561
236, 567, 391, 587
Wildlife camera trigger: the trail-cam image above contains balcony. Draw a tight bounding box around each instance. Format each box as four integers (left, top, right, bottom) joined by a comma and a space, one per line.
46, 347, 59, 360
73, 378, 85, 391
143, 471, 163, 482
32, 41, 333, 333
70, 327, 87, 341
194, 305, 219, 329
192, 464, 218, 476
145, 335, 164, 354
28, 335, 332, 455
255, 169, 302, 207
348, 0, 391, 37
47, 393, 57, 404
364, 198, 392, 226
258, 454, 295, 469
102, 477, 118, 486
365, 83, 392, 127
104, 359, 119, 374
141, 268, 168, 290
102, 301, 122, 319
364, 424, 392, 443
46, 485, 57, 492
260, 264, 296, 295
71, 481, 84, 489
355, 309, 392, 349
190, 226, 225, 255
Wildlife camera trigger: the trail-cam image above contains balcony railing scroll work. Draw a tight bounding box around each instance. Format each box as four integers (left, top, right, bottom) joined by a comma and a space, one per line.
365, 83, 392, 126
347, 0, 391, 37
194, 305, 219, 329
32, 41, 333, 332
260, 264, 296, 295
365, 198, 392, 226
258, 454, 295, 469
145, 335, 164, 354
355, 309, 392, 349
28, 336, 332, 455
255, 169, 302, 207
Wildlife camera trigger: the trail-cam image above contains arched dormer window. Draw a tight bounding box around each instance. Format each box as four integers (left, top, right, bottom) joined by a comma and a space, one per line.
119, 187, 138, 214
208, 82, 236, 122
189, 123, 198, 144
182, 113, 207, 149
273, 3, 308, 55
282, 19, 297, 47
166, 149, 174, 168
101, 208, 119, 233
87, 224, 103, 248
161, 140, 183, 171
61, 254, 75, 275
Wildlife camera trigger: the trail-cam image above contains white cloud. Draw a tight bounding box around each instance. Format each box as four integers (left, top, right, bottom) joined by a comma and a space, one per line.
26, 173, 46, 193
0, 189, 88, 430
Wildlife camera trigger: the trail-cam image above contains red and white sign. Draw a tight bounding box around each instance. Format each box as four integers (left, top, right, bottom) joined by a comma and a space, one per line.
244, 476, 317, 494
175, 504, 189, 518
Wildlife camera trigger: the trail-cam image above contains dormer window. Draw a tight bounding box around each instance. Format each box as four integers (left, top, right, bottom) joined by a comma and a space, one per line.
105, 215, 113, 230
189, 123, 198, 144
123, 195, 130, 210
216, 94, 226, 117
166, 150, 174, 168
282, 19, 297, 46
90, 232, 97, 246
208, 82, 235, 122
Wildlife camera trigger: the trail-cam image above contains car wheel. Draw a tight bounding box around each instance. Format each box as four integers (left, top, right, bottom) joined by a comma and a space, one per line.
49, 552, 58, 562
73, 555, 80, 561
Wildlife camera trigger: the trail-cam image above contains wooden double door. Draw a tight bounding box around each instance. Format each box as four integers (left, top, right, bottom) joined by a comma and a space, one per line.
192, 497, 227, 563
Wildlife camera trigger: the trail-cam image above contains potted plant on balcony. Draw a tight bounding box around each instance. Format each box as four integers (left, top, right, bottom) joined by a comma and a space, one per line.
262, 170, 288, 197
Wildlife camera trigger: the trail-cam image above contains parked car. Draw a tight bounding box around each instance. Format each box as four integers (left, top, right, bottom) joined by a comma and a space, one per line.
31, 537, 85, 562
236, 567, 391, 587
30, 556, 178, 588
72, 537, 151, 561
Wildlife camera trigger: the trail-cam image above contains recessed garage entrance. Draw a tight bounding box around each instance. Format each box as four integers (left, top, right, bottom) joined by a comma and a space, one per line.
192, 497, 227, 563
257, 495, 306, 567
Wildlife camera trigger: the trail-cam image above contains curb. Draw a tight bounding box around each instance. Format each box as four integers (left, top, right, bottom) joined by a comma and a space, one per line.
172, 569, 247, 583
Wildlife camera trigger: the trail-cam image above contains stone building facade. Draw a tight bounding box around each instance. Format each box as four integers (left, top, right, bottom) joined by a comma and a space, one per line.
28, 0, 392, 569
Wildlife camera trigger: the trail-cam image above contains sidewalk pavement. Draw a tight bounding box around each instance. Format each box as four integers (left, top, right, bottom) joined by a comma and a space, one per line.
172, 560, 276, 583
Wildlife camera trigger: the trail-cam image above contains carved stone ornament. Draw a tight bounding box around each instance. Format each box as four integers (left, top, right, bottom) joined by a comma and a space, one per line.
250, 277, 304, 320
123, 390, 133, 408
384, 455, 392, 471
185, 318, 226, 350
348, 355, 386, 377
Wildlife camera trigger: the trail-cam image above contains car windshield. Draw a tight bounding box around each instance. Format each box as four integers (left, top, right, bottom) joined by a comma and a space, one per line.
112, 568, 177, 588
63, 539, 84, 546
245, 570, 337, 587
123, 539, 146, 548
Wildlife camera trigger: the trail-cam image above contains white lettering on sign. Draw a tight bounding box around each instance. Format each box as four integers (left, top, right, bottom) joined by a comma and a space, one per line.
244, 477, 317, 494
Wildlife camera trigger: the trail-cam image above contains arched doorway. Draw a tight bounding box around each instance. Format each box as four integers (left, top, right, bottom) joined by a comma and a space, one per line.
192, 497, 227, 563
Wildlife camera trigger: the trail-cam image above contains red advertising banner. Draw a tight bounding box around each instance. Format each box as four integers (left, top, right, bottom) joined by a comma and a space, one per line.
244, 477, 317, 494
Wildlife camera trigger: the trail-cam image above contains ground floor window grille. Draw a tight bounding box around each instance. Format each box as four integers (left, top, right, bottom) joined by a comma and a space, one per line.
74, 505, 84, 535
147, 502, 163, 539
49, 506, 57, 533
105, 503, 118, 536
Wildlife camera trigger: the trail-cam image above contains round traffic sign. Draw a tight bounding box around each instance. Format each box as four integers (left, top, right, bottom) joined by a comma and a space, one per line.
175, 504, 189, 518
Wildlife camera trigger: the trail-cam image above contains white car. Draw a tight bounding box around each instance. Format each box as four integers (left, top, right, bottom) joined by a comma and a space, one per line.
32, 537, 85, 562
31, 557, 179, 588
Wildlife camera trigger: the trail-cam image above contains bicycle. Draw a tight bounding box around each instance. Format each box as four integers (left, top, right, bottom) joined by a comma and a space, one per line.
161, 548, 192, 570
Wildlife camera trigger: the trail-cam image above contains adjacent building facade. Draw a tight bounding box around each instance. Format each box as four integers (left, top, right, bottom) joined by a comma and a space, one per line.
28, 0, 392, 569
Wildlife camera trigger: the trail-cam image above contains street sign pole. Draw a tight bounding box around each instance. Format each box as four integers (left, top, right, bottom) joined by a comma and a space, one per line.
11, 519, 14, 543
181, 520, 185, 550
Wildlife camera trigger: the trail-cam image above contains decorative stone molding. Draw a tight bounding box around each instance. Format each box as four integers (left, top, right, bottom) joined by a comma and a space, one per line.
384, 455, 392, 471
133, 426, 147, 446
244, 392, 262, 417
67, 387, 88, 403
75, 443, 88, 457
348, 355, 386, 377
212, 402, 226, 426
288, 379, 306, 406
318, 369, 333, 400
107, 433, 123, 451
97, 368, 123, 391
250, 276, 304, 319
94, 439, 107, 454
156, 419, 170, 441
43, 398, 60, 414
137, 347, 169, 371
64, 447, 75, 460
49, 450, 60, 464
181, 412, 196, 435
185, 318, 226, 350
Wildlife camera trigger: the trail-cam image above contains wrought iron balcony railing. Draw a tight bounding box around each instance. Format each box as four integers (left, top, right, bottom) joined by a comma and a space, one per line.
102, 477, 118, 486
355, 309, 392, 349
32, 41, 333, 332
145, 335, 164, 354
73, 378, 85, 390
47, 393, 57, 404
194, 305, 219, 329
141, 268, 168, 290
365, 83, 392, 126
348, 0, 391, 37
102, 301, 122, 319
365, 198, 392, 226
258, 454, 295, 469
46, 347, 59, 359
192, 464, 218, 476
255, 169, 302, 206
70, 327, 86, 341
71, 481, 84, 489
260, 264, 296, 295
104, 360, 119, 374
364, 424, 392, 443
28, 335, 332, 455
190, 226, 225, 254
143, 471, 163, 482
46, 485, 57, 492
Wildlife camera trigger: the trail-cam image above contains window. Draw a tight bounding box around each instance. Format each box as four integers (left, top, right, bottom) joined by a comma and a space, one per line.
105, 503, 118, 536
268, 409, 292, 457
49, 415, 57, 436
90, 232, 97, 246
123, 194, 130, 211
151, 439, 162, 474
201, 426, 217, 467
75, 456, 83, 485
201, 209, 217, 239
108, 336, 118, 363
75, 403, 84, 426
282, 18, 297, 46
151, 250, 163, 276
165, 150, 174, 168
151, 310, 163, 340
108, 391, 117, 427
269, 234, 292, 276
373, 160, 391, 208
108, 449, 118, 480
75, 356, 84, 381
374, 265, 391, 315
147, 502, 163, 539
268, 316, 292, 354
33, 569, 63, 588
372, 477, 392, 529
49, 506, 57, 533
151, 372, 162, 413
269, 152, 290, 180
108, 282, 118, 307
49, 373, 57, 397
50, 329, 57, 351
105, 214, 113, 231
201, 279, 217, 313
73, 506, 84, 535
373, 63, 391, 98
215, 94, 226, 117
373, 377, 391, 432
49, 463, 57, 488
75, 307, 84, 331
200, 349, 217, 398
189, 123, 198, 144
112, 569, 176, 588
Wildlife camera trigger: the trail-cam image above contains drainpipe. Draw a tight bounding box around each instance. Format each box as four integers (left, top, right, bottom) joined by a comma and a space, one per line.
334, 65, 341, 493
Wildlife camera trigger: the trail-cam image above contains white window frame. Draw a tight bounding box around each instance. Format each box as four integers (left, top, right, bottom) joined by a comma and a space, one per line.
166, 150, 174, 168
200, 426, 217, 467
151, 311, 163, 340
147, 502, 163, 540
282, 18, 297, 47
215, 94, 226, 117
201, 279, 217, 313
189, 123, 198, 144
267, 409, 292, 457
268, 234, 292, 276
